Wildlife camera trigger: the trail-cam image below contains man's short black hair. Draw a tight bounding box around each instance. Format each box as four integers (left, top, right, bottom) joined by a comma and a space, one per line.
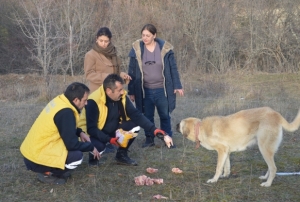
64, 82, 90, 101
103, 74, 124, 92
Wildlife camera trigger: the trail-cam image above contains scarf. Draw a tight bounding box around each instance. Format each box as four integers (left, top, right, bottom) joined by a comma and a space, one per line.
92, 42, 121, 75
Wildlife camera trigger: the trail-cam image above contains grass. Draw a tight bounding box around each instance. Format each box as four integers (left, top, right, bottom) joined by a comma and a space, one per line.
1, 72, 300, 201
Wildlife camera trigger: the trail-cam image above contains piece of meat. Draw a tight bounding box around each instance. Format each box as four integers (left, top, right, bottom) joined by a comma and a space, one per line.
146, 167, 158, 173
172, 167, 183, 174
134, 175, 148, 186
145, 177, 154, 186
152, 178, 163, 184
153, 194, 168, 199
134, 175, 164, 186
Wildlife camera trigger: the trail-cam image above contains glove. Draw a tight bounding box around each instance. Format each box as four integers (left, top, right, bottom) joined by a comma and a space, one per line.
154, 129, 167, 140
110, 137, 119, 146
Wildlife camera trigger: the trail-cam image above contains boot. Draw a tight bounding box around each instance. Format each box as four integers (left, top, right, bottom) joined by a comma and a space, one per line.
37, 172, 66, 185
59, 170, 73, 179
115, 148, 138, 166
142, 135, 155, 148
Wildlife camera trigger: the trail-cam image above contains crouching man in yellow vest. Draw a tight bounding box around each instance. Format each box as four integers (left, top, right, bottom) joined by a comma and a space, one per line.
78, 74, 172, 166
20, 82, 100, 185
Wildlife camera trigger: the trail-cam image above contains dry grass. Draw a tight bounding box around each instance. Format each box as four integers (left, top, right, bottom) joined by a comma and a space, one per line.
1, 72, 300, 201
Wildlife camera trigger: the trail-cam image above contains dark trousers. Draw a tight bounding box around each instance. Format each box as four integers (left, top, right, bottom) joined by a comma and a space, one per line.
91, 120, 138, 152
24, 150, 83, 177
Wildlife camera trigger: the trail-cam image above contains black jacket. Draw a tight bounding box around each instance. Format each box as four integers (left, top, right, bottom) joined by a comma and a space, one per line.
86, 95, 156, 143
54, 108, 94, 152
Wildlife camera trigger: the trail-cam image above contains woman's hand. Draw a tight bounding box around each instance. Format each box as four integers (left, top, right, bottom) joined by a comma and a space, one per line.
123, 74, 132, 81
120, 72, 132, 84
174, 89, 184, 96
129, 95, 135, 102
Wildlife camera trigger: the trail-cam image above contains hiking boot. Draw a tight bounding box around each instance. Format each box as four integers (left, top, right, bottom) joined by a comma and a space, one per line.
103, 143, 116, 153
115, 149, 138, 166
37, 172, 66, 185
142, 136, 155, 148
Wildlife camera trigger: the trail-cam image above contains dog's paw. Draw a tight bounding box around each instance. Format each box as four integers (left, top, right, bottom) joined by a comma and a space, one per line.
260, 181, 271, 187
207, 178, 218, 183
259, 175, 268, 180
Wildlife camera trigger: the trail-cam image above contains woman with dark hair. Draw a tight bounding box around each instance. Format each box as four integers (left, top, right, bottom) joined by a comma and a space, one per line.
84, 27, 131, 93
128, 24, 184, 148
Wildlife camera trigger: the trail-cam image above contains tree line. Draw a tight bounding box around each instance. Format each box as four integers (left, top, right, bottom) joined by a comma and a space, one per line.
1, 0, 300, 76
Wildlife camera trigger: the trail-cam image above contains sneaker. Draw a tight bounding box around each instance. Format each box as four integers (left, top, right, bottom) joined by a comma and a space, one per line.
142, 136, 155, 148
37, 172, 66, 185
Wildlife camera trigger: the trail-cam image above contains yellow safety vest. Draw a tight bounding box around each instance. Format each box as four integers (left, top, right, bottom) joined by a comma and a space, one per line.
20, 94, 79, 169
78, 85, 129, 135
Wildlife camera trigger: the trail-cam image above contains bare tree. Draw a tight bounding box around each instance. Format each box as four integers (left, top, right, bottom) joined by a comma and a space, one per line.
180, 0, 205, 71
14, 0, 64, 77
54, 0, 99, 77
5, 0, 300, 75
0, 0, 31, 74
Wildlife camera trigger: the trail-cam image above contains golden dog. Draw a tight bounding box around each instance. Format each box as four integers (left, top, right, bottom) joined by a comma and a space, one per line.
176, 107, 300, 187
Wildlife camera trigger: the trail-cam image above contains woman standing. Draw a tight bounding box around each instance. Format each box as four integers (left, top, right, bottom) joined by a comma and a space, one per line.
84, 27, 131, 93
128, 24, 184, 148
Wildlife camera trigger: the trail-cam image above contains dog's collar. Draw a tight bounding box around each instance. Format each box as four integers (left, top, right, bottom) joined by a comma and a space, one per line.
194, 121, 201, 149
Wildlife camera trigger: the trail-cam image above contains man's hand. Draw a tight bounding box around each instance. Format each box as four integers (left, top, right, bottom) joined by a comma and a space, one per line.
80, 132, 90, 142
91, 147, 100, 160
110, 137, 119, 146
154, 129, 166, 140
154, 129, 173, 148
164, 135, 174, 148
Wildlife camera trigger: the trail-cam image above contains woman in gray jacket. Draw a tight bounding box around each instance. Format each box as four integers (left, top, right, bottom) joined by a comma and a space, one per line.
128, 24, 184, 148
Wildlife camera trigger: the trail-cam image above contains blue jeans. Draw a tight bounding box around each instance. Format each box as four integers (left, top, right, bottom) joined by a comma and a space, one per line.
143, 87, 172, 137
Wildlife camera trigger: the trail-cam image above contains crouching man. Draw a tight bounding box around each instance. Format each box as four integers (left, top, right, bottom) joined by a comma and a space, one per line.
78, 74, 172, 166
20, 82, 100, 185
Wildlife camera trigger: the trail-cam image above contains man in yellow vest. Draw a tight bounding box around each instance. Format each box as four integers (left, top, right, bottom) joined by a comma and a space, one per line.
78, 74, 172, 166
20, 82, 100, 185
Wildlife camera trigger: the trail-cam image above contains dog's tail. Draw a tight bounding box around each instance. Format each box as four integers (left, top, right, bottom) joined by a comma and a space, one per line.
281, 109, 300, 132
